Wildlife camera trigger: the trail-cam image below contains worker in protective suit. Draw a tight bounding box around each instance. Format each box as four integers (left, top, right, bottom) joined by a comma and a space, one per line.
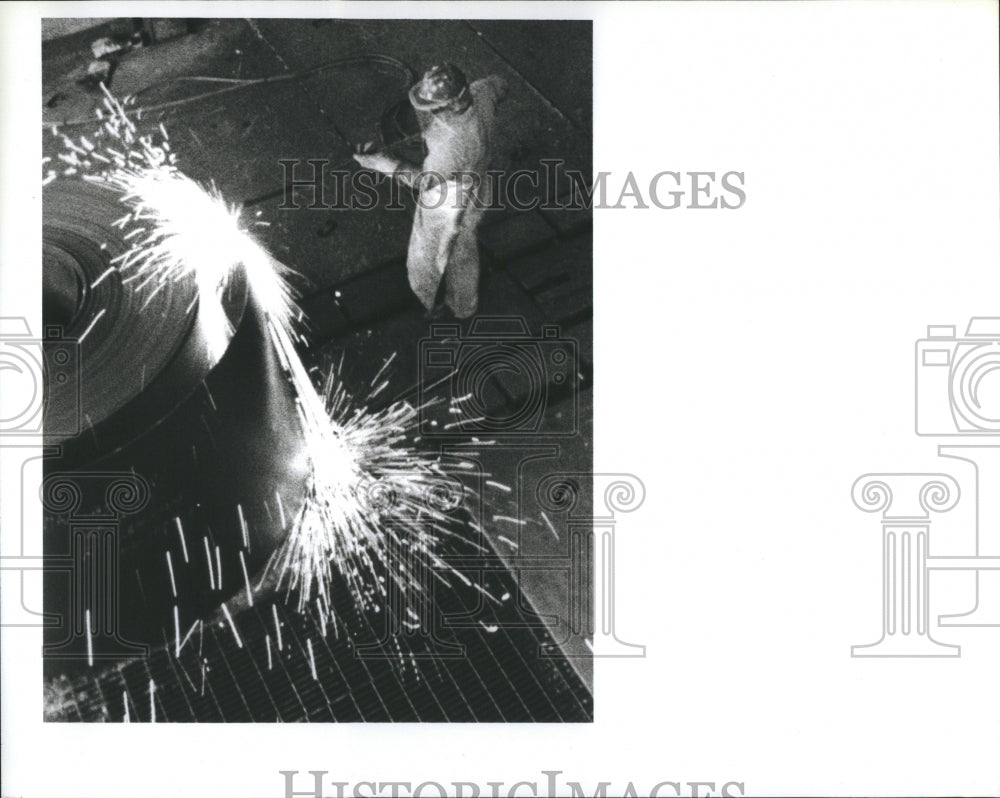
354, 64, 508, 318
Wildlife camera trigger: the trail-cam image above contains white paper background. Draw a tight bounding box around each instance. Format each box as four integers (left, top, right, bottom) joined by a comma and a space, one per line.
2, 2, 998, 797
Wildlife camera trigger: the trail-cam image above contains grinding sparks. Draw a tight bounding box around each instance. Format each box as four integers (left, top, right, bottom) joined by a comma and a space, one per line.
78, 307, 106, 344
221, 601, 243, 648
540, 511, 559, 541
239, 551, 254, 606
203, 536, 215, 591
307, 638, 318, 681
274, 361, 483, 615
237, 503, 250, 550
165, 550, 177, 597
50, 87, 244, 362
174, 516, 189, 562
179, 619, 200, 654
111, 181, 473, 614
85, 608, 93, 667
110, 169, 246, 362
58, 90, 486, 634
271, 605, 284, 651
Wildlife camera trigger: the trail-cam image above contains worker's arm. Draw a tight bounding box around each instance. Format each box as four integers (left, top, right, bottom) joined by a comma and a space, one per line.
471, 75, 509, 107
390, 160, 424, 189
353, 144, 422, 188
489, 76, 509, 104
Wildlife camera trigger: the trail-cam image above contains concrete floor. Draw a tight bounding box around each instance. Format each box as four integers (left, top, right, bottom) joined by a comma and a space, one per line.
43, 17, 594, 690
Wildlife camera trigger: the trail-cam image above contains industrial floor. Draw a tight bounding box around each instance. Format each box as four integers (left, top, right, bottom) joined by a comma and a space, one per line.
41, 17, 595, 711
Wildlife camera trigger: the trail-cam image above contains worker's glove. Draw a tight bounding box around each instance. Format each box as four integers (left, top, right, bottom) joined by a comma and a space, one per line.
352, 141, 398, 175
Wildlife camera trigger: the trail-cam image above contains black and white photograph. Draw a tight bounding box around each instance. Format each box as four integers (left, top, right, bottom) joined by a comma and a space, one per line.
37, 16, 594, 723
2, 2, 999, 797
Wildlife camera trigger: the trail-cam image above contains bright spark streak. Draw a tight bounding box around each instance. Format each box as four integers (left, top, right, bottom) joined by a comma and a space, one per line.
165, 550, 177, 597
237, 503, 250, 550
85, 608, 93, 667
179, 619, 200, 654
239, 551, 253, 606
77, 307, 106, 344
221, 601, 243, 648
307, 638, 318, 681
174, 517, 189, 563
272, 605, 283, 651
56, 90, 488, 629
540, 511, 559, 541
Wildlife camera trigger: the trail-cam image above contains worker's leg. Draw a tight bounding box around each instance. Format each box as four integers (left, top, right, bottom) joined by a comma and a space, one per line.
444, 224, 481, 318
406, 208, 446, 312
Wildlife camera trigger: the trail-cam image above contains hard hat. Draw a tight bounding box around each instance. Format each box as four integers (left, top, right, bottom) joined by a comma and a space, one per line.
409, 64, 472, 113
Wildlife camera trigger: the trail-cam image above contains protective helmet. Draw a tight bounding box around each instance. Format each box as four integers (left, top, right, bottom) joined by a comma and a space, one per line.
409, 64, 472, 113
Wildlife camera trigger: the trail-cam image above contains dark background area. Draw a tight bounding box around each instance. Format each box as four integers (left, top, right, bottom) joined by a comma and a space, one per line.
41, 17, 594, 720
